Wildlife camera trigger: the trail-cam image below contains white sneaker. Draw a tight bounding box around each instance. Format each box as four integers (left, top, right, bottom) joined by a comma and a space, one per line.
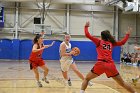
37, 81, 43, 87
80, 90, 85, 93
132, 78, 138, 86
42, 77, 49, 84
68, 79, 72, 86
88, 81, 93, 86
64, 79, 72, 86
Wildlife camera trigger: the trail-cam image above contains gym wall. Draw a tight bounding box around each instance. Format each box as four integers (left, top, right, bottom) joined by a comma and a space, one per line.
0, 39, 121, 62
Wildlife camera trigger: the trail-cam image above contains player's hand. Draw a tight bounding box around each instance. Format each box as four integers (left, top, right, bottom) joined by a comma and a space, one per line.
126, 26, 132, 34
85, 21, 90, 27
70, 51, 75, 56
134, 46, 139, 50
42, 46, 46, 49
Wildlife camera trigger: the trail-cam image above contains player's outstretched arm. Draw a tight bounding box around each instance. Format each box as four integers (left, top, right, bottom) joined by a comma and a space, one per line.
134, 46, 140, 50
44, 41, 55, 48
84, 21, 100, 46
113, 27, 132, 46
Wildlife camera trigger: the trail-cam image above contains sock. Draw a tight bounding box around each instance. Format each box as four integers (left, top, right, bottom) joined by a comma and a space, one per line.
80, 90, 85, 93
37, 81, 40, 83
64, 79, 68, 83
68, 78, 71, 81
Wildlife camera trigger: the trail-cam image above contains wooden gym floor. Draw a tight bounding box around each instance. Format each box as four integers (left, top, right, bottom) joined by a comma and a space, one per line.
0, 60, 139, 93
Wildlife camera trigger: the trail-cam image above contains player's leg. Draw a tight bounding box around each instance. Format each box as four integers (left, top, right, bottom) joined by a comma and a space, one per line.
32, 68, 43, 87
32, 68, 39, 82
80, 71, 98, 93
70, 63, 93, 86
70, 63, 84, 80
62, 71, 69, 80
112, 75, 136, 93
105, 62, 136, 93
61, 71, 72, 86
40, 65, 49, 83
30, 62, 43, 87
60, 60, 72, 86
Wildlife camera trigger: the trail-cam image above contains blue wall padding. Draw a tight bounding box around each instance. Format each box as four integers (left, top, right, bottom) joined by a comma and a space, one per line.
71, 41, 97, 61
112, 46, 121, 63
0, 39, 12, 59
0, 39, 121, 62
42, 40, 61, 60
12, 39, 20, 60
19, 40, 32, 60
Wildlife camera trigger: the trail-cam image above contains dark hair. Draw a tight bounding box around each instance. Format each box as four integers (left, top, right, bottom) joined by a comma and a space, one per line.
101, 30, 116, 44
64, 33, 70, 38
33, 34, 42, 44
64, 32, 69, 35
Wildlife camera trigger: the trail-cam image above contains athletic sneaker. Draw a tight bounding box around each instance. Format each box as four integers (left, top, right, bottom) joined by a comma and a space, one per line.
37, 81, 43, 87
68, 79, 72, 86
132, 78, 138, 86
42, 77, 49, 84
88, 81, 93, 86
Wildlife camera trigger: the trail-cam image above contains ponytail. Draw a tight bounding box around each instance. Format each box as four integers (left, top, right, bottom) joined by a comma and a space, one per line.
33, 34, 42, 44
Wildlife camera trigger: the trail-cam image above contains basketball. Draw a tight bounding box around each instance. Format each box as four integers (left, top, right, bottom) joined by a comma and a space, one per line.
72, 47, 80, 56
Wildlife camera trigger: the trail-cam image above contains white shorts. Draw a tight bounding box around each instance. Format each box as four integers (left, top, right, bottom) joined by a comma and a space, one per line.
60, 56, 74, 72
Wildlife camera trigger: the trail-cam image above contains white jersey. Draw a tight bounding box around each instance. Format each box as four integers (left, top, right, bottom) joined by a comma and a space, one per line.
59, 41, 73, 72
59, 41, 71, 55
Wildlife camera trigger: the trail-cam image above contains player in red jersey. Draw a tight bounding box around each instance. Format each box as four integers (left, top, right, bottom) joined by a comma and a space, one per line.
29, 34, 55, 87
80, 22, 137, 93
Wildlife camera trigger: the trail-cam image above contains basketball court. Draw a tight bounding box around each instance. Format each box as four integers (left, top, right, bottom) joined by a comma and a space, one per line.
0, 0, 140, 93
0, 60, 139, 93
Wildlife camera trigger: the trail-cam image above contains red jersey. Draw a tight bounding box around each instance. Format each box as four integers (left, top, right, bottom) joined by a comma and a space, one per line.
85, 26, 129, 62
29, 43, 44, 61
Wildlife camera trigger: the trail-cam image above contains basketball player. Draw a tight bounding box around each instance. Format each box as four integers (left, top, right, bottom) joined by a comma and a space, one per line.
59, 34, 93, 86
132, 46, 140, 85
29, 34, 55, 87
80, 22, 137, 93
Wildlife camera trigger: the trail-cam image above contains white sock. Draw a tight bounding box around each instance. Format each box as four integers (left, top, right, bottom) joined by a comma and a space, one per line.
64, 79, 68, 84
37, 81, 40, 83
80, 90, 85, 93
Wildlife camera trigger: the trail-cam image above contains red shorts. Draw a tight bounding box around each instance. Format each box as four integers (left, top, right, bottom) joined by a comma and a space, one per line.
29, 59, 45, 70
91, 61, 119, 78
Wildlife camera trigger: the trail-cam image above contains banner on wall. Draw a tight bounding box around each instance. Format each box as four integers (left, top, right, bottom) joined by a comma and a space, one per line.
0, 7, 4, 28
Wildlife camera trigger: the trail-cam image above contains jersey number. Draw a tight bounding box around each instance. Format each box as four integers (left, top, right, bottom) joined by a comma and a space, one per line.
103, 44, 111, 50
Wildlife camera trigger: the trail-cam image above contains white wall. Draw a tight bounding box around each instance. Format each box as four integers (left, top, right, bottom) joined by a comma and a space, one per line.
0, 2, 139, 43
119, 14, 140, 53
70, 12, 113, 36
4, 8, 15, 28
137, 15, 140, 37
1, 3, 115, 40
119, 14, 137, 37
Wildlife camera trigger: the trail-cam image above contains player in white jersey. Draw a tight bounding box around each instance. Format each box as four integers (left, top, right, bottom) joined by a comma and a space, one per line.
59, 34, 93, 86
